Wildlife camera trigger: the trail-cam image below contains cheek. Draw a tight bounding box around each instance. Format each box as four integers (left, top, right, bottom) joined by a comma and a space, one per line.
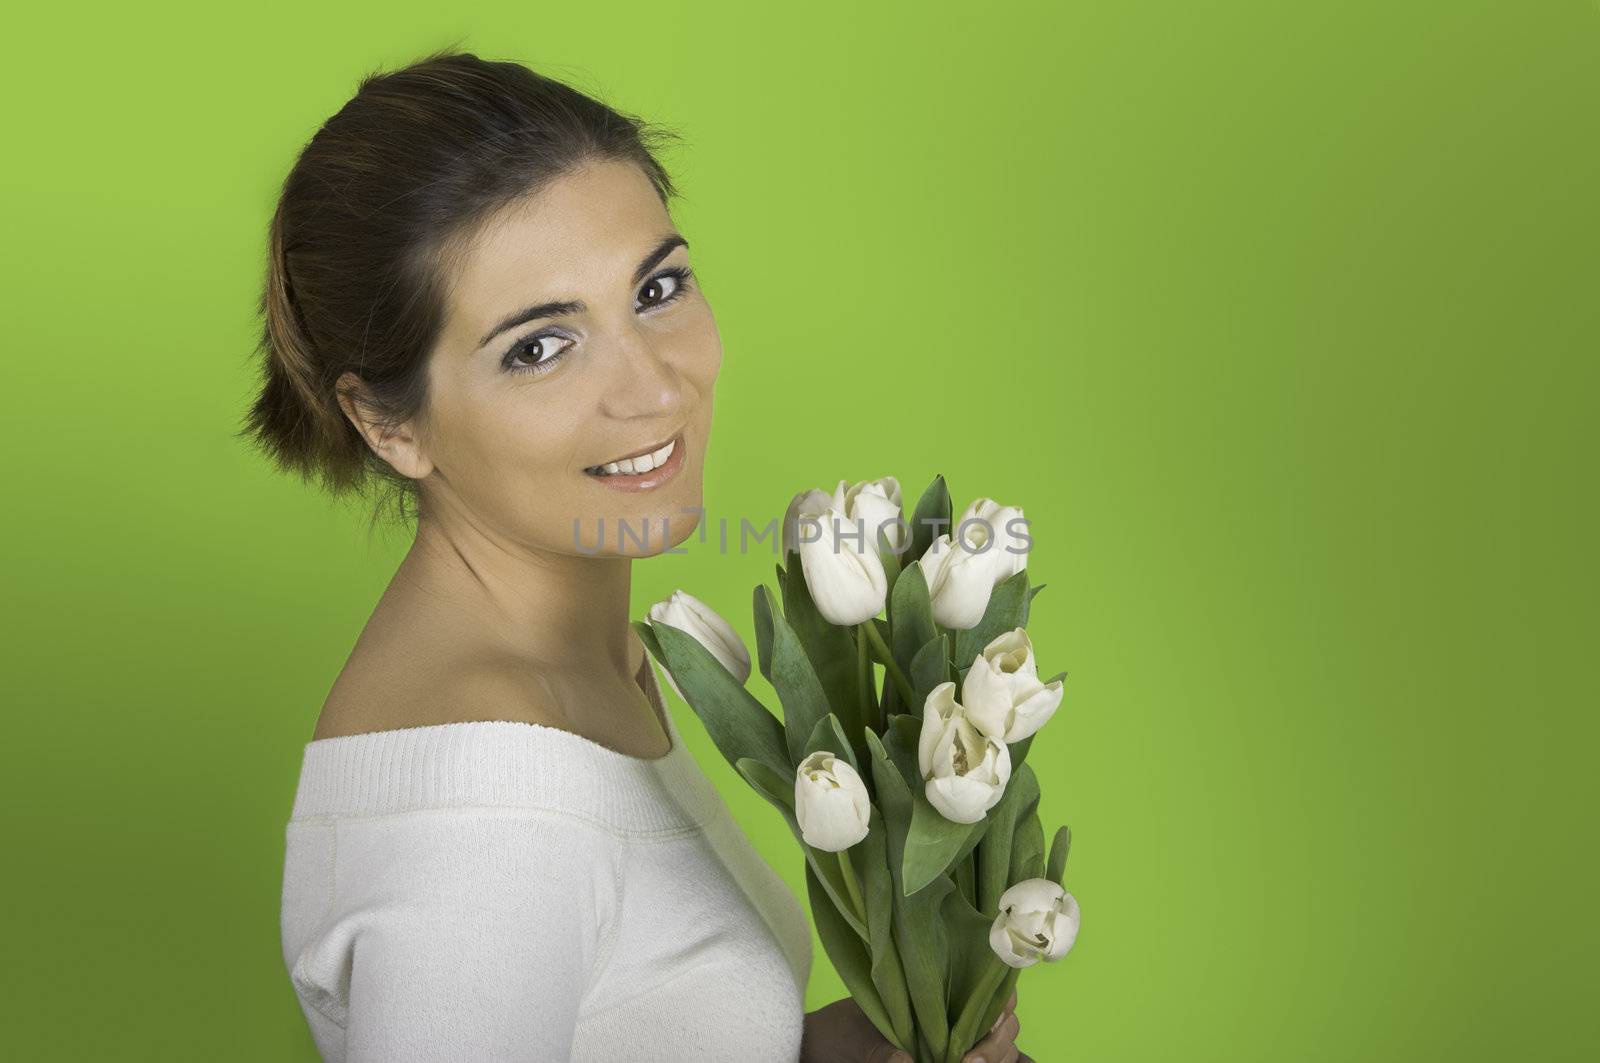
683, 311, 724, 384
484, 390, 582, 475
430, 372, 578, 489
448, 393, 600, 546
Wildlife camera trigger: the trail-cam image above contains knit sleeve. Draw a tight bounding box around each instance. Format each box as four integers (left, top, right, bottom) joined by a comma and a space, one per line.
289, 808, 622, 1063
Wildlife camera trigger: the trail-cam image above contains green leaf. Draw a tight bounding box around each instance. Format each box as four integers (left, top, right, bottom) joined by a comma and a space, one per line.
876, 522, 904, 602
647, 620, 789, 778
780, 545, 866, 739
805, 860, 898, 1046
945, 954, 1010, 1063
752, 585, 775, 681
735, 757, 869, 944
860, 806, 915, 1049
888, 563, 937, 684
753, 585, 834, 767
879, 674, 904, 723
630, 619, 663, 663
736, 756, 796, 813
975, 762, 1040, 916
865, 730, 914, 857
1006, 732, 1036, 773
953, 568, 1032, 668
865, 730, 953, 1060
1046, 824, 1073, 886
882, 711, 973, 899
1024, 581, 1045, 623
802, 713, 860, 777
908, 474, 951, 564
867, 618, 894, 664
903, 792, 984, 897
941, 885, 998, 1022
974, 967, 1022, 1063
909, 634, 950, 708
883, 714, 925, 794
955, 850, 976, 909
1009, 804, 1047, 885
952, 816, 989, 865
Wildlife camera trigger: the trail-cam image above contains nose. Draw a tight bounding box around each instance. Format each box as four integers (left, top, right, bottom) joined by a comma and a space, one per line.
603, 325, 685, 419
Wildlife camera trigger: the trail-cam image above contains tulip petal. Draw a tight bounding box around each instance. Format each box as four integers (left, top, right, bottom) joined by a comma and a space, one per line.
925, 774, 994, 824
795, 752, 872, 852
1005, 680, 1064, 743
959, 654, 1014, 742
989, 912, 1039, 968
917, 682, 956, 776
648, 590, 752, 685
799, 507, 889, 626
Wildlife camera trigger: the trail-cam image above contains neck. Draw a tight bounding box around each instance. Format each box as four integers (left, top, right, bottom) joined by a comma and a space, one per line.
397, 509, 637, 679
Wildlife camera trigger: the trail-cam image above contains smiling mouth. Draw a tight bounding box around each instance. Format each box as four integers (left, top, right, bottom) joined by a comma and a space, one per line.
584, 431, 683, 477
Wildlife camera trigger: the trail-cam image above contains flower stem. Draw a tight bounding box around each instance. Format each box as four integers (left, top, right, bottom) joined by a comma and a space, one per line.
945, 959, 1009, 1063
862, 619, 917, 710
855, 623, 875, 735
836, 847, 867, 925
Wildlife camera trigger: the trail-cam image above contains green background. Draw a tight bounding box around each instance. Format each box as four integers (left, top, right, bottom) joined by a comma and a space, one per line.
3, 1, 1594, 1058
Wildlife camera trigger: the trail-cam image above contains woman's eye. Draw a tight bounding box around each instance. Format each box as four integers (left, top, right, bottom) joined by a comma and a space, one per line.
637, 266, 695, 310
503, 334, 573, 375
503, 267, 695, 376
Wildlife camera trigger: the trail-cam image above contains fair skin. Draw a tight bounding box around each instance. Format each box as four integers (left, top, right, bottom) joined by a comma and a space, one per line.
325, 156, 1023, 1062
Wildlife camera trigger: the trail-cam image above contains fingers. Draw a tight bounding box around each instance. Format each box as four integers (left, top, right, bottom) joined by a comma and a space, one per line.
965, 990, 1023, 1063
965, 1011, 1021, 1063
963, 1043, 1018, 1063
988, 990, 1018, 1034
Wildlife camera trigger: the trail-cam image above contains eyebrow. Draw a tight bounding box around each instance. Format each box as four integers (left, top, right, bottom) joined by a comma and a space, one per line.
475, 233, 690, 349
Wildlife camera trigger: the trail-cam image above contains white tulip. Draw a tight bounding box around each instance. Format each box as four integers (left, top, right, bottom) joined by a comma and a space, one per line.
955, 497, 1030, 579
988, 878, 1079, 968
960, 628, 1064, 744
798, 505, 889, 626
781, 487, 834, 558
647, 590, 752, 700
916, 681, 1011, 823
914, 498, 1029, 629
914, 533, 1007, 630
794, 751, 872, 851
834, 476, 906, 553
784, 476, 906, 559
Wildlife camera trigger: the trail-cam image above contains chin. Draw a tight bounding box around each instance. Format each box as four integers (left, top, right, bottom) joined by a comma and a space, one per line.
593, 478, 702, 559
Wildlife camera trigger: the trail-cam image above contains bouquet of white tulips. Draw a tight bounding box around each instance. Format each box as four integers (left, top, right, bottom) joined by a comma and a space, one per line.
637, 475, 1078, 1063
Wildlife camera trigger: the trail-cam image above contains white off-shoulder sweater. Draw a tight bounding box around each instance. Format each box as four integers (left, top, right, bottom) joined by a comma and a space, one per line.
279, 662, 814, 1062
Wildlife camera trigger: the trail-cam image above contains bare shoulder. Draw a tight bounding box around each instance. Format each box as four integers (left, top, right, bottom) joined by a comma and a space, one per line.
313, 637, 565, 742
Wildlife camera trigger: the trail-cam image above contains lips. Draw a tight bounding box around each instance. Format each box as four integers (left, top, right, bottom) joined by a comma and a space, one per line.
588, 429, 688, 477
604, 435, 675, 465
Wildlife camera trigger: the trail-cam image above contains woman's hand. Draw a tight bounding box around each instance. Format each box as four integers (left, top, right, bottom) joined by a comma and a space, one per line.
800, 992, 1030, 1063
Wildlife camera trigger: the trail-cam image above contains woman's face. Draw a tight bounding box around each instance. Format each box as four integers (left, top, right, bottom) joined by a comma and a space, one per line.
411, 158, 719, 557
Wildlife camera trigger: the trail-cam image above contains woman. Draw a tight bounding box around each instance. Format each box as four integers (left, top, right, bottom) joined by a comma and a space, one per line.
251, 49, 1026, 1062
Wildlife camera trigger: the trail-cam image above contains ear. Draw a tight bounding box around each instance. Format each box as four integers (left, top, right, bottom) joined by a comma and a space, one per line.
335, 371, 435, 480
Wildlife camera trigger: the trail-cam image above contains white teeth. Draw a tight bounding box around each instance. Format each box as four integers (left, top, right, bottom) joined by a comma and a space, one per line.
593, 438, 676, 477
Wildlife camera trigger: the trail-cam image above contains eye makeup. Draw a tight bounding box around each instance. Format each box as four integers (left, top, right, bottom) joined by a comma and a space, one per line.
500, 265, 697, 377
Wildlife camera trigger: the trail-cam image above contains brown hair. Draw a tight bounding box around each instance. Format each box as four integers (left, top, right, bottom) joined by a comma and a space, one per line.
238, 47, 684, 527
